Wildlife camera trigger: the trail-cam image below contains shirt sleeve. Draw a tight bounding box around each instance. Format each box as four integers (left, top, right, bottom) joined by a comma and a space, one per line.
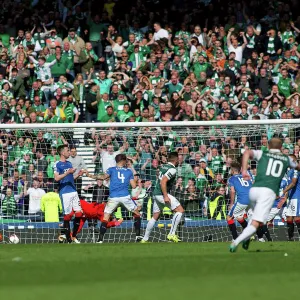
53, 161, 59, 173
292, 169, 298, 179
164, 168, 176, 180
228, 177, 233, 188
129, 170, 134, 181
106, 168, 112, 176
252, 150, 263, 161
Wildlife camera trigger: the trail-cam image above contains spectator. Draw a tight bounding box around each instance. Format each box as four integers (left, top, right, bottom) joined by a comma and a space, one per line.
41, 192, 62, 222
24, 179, 46, 217
85, 83, 99, 122
83, 178, 109, 203
0, 0, 297, 222
1, 188, 16, 216
44, 99, 66, 122
35, 149, 48, 173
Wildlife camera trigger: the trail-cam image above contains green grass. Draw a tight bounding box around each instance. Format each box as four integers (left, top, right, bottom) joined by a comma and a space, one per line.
0, 242, 298, 300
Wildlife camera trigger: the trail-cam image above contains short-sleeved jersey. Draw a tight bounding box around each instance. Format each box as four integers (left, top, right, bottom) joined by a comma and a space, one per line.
53, 160, 76, 194
252, 150, 296, 195
288, 169, 300, 199
106, 167, 134, 198
228, 174, 252, 205
287, 168, 296, 197
153, 162, 177, 196
273, 177, 288, 208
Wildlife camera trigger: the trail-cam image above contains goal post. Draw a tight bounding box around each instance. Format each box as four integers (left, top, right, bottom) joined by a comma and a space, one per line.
0, 119, 299, 244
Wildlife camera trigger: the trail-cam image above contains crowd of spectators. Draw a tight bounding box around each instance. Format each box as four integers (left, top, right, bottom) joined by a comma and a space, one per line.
0, 0, 300, 221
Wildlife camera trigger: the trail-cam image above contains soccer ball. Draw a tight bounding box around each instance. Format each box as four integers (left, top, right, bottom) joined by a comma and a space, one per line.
9, 234, 20, 244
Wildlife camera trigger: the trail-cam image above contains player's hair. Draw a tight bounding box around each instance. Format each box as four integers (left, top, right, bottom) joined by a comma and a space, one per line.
231, 161, 241, 172
168, 151, 179, 161
269, 137, 282, 150
57, 144, 68, 155
115, 153, 127, 164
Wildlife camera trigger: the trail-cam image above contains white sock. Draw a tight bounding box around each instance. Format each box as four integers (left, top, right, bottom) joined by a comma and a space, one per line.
143, 218, 156, 241
233, 224, 257, 246
169, 212, 183, 235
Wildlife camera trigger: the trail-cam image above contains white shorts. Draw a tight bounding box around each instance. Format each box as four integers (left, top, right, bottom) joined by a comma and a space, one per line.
267, 207, 287, 222
228, 202, 248, 219
104, 195, 137, 214
60, 191, 81, 215
153, 194, 181, 214
286, 199, 300, 217
249, 187, 276, 223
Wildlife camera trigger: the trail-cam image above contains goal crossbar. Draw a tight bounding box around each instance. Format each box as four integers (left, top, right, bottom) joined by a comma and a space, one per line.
0, 119, 299, 129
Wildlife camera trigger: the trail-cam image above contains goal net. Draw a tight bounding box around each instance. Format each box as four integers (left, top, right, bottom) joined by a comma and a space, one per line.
0, 120, 299, 244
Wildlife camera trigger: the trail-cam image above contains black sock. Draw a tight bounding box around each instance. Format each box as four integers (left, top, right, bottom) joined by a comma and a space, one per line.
257, 226, 263, 239
262, 225, 272, 241
72, 217, 81, 238
239, 220, 248, 229
287, 222, 295, 240
134, 217, 141, 237
98, 222, 107, 242
228, 223, 238, 240
63, 220, 72, 242
295, 222, 300, 236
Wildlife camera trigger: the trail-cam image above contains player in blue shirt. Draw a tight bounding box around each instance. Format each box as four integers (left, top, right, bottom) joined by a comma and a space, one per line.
54, 145, 85, 243
267, 177, 288, 224
227, 162, 252, 240
88, 153, 140, 243
282, 155, 300, 241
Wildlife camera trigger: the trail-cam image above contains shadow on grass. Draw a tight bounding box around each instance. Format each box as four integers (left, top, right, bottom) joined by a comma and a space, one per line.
248, 249, 283, 253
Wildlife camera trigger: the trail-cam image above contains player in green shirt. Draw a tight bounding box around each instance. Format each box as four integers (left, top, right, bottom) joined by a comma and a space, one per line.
141, 152, 185, 243
230, 138, 299, 253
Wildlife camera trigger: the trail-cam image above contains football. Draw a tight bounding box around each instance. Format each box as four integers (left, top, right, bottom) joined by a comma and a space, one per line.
9, 234, 20, 244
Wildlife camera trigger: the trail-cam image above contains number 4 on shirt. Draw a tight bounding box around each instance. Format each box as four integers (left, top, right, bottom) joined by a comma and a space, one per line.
118, 171, 125, 183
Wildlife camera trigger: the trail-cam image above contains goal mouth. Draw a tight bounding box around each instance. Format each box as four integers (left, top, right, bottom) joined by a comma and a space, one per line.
0, 120, 297, 243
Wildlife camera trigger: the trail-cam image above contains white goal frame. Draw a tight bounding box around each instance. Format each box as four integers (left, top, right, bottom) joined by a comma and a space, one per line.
0, 119, 299, 243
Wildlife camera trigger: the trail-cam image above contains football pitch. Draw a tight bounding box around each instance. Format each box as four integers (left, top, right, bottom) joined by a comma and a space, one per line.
0, 242, 298, 300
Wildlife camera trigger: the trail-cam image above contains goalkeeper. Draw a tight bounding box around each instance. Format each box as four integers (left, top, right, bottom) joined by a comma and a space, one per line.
71, 199, 123, 236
